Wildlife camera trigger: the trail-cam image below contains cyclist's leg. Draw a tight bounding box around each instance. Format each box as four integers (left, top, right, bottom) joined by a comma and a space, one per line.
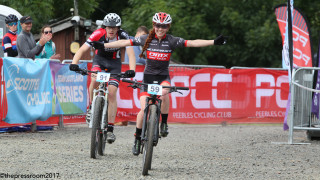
159, 77, 171, 137
107, 84, 118, 125
104, 59, 121, 143
88, 72, 99, 103
137, 95, 147, 129
132, 95, 147, 155
86, 65, 100, 123
160, 81, 170, 114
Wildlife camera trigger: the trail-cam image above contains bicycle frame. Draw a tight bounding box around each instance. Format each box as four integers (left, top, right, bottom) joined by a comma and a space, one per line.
121, 78, 189, 175
70, 64, 132, 158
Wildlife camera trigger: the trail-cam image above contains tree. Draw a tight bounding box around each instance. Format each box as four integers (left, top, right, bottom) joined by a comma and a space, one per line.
2, 0, 319, 67
120, 0, 320, 68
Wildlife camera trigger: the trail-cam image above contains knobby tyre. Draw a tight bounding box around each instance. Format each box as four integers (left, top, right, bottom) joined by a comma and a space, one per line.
98, 100, 108, 155
142, 105, 157, 175
90, 97, 104, 159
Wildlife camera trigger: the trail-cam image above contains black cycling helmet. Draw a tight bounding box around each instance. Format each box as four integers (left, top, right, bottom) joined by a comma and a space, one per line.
5, 14, 18, 24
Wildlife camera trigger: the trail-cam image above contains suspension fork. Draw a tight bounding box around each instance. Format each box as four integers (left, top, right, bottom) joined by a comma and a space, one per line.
100, 88, 108, 130
153, 100, 162, 146
89, 83, 107, 129
141, 97, 151, 141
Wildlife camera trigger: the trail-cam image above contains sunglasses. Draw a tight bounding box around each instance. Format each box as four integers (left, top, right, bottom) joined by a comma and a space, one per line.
44, 31, 52, 34
8, 22, 17, 26
155, 24, 169, 29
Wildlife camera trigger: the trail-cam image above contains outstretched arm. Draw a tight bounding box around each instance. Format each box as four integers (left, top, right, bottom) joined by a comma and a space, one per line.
104, 39, 131, 48
186, 35, 227, 47
186, 40, 214, 47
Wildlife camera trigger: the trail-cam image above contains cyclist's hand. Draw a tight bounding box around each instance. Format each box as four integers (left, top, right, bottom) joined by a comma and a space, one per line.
214, 35, 228, 45
125, 70, 135, 78
89, 41, 105, 49
69, 64, 80, 71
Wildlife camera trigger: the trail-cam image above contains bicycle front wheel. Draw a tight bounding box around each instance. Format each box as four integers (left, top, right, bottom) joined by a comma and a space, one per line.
90, 97, 104, 159
98, 100, 108, 156
142, 104, 157, 175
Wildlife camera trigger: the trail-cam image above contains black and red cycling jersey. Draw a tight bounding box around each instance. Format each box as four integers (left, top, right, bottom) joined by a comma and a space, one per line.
87, 28, 130, 88
130, 34, 187, 75
1, 30, 18, 57
86, 28, 129, 59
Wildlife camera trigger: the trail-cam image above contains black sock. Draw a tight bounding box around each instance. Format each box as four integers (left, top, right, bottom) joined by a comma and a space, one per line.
161, 114, 168, 124
135, 128, 142, 140
107, 123, 114, 132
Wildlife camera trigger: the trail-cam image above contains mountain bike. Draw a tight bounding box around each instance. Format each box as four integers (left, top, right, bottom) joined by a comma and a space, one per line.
70, 64, 130, 159
122, 79, 189, 175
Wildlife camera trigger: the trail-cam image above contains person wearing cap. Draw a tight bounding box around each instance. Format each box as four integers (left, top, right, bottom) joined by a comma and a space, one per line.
16, 15, 50, 59
2, 14, 19, 57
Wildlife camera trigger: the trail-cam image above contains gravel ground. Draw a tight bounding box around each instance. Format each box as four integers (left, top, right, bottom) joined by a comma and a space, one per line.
0, 123, 320, 180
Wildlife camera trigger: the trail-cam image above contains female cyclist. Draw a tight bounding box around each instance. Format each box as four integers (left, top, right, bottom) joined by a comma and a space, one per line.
90, 12, 227, 155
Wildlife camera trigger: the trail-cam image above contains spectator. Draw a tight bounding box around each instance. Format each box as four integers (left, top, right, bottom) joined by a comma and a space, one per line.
124, 26, 149, 65
2, 14, 18, 57
35, 25, 61, 60
16, 15, 50, 59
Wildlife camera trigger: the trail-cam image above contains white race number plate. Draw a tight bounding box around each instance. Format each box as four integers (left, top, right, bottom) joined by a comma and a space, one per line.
96, 72, 110, 82
147, 84, 162, 95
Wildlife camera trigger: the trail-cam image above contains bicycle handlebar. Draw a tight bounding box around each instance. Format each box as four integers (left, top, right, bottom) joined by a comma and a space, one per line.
70, 65, 129, 78
122, 79, 190, 91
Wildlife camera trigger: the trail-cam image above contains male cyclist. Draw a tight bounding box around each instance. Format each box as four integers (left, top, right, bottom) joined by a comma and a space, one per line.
71, 13, 136, 143
2, 14, 18, 57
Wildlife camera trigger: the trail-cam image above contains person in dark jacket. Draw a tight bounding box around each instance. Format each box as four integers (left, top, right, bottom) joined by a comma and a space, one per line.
16, 15, 50, 59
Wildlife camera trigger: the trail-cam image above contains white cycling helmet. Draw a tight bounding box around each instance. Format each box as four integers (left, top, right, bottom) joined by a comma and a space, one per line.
103, 13, 121, 27
152, 12, 172, 24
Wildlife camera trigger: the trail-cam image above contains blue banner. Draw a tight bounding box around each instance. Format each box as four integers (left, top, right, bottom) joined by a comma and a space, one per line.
3, 57, 52, 124
50, 62, 87, 115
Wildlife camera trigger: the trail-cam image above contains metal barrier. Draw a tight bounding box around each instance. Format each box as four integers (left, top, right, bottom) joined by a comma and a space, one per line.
230, 66, 287, 71
61, 59, 91, 64
170, 64, 226, 69
288, 67, 320, 144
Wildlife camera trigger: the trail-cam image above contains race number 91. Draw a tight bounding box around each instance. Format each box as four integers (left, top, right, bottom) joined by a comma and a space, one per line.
96, 72, 110, 82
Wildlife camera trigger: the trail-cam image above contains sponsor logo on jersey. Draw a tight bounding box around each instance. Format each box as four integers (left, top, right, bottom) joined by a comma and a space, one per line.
147, 51, 171, 61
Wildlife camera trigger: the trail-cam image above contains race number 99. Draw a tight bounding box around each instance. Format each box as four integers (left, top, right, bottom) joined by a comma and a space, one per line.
96, 72, 110, 82
147, 84, 162, 95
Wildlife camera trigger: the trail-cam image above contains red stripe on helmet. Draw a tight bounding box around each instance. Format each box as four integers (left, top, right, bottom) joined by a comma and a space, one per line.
158, 12, 168, 23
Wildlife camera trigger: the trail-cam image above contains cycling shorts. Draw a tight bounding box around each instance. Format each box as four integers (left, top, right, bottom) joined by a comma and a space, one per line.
140, 74, 171, 96
91, 55, 122, 87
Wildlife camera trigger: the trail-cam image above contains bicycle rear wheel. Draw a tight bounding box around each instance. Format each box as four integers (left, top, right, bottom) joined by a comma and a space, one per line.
90, 97, 104, 159
142, 104, 157, 175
